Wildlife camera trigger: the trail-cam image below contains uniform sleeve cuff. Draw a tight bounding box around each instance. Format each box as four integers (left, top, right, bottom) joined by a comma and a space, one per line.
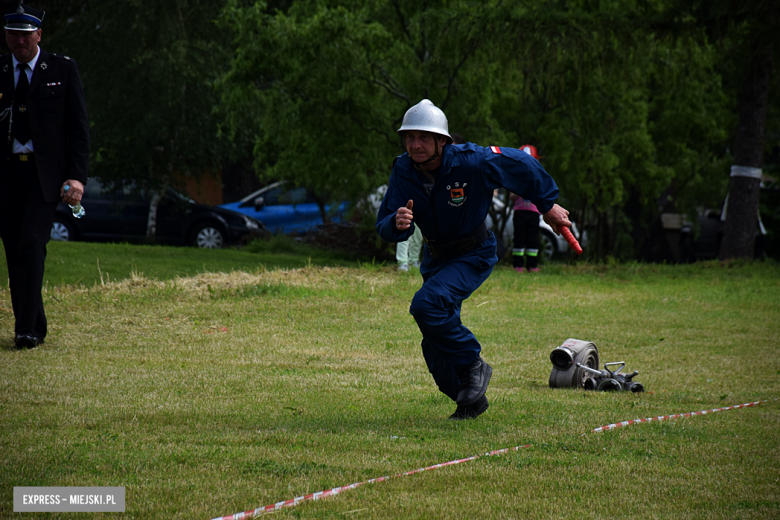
536, 201, 555, 213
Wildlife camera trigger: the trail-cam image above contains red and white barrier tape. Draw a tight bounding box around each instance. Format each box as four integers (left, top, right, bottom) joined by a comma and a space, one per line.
590, 400, 767, 433
212, 400, 767, 519
212, 444, 531, 520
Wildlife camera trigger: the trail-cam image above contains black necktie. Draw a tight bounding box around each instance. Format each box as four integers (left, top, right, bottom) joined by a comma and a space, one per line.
14, 63, 31, 145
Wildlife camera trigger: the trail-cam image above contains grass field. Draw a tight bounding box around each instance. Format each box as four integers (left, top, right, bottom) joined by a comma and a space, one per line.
35, 238, 363, 287
1, 243, 779, 519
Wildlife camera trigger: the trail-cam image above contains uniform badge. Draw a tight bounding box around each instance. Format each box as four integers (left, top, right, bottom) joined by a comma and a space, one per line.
2, 65, 8, 73
446, 183, 468, 207
40, 62, 48, 70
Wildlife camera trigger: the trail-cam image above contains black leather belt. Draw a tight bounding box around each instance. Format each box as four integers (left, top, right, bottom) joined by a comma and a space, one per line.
9, 153, 35, 162
425, 222, 489, 260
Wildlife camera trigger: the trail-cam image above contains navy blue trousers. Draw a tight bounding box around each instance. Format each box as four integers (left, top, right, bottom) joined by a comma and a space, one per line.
410, 233, 497, 402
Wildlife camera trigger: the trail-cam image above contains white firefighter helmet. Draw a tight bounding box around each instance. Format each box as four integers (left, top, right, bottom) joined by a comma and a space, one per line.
397, 99, 452, 141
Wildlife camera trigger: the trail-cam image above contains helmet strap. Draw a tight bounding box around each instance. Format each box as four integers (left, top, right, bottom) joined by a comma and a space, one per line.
413, 161, 437, 184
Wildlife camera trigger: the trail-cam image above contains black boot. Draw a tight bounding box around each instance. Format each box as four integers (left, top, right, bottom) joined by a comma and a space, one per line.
455, 357, 492, 406
448, 395, 489, 420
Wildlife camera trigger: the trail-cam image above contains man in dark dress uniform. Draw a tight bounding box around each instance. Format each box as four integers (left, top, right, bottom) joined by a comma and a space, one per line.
0, 2, 89, 349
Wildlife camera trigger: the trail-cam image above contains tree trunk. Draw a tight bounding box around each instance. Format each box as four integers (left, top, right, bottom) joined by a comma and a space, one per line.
147, 191, 163, 241
719, 46, 772, 260
595, 210, 609, 261
486, 189, 512, 239
497, 189, 512, 239
312, 201, 325, 225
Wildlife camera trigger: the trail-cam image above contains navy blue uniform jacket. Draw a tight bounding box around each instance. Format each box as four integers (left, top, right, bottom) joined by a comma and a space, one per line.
376, 143, 559, 246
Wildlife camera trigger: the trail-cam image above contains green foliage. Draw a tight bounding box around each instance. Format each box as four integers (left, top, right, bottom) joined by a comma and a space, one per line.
647, 36, 733, 214
40, 0, 778, 261
216, 0, 749, 261
45, 0, 231, 193
483, 6, 734, 260
217, 0, 504, 203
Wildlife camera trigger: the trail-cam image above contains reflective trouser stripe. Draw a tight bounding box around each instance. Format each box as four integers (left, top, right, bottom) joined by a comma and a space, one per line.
512, 249, 524, 256
525, 249, 539, 257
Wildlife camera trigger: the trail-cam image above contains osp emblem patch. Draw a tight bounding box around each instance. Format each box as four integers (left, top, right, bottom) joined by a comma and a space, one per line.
447, 182, 467, 207
451, 188, 464, 203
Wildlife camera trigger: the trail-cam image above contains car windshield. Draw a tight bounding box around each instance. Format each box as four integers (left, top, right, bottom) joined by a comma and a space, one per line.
239, 182, 285, 204
237, 181, 316, 207
263, 186, 311, 205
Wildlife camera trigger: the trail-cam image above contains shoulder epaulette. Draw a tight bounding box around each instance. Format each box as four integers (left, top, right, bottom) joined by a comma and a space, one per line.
52, 53, 72, 61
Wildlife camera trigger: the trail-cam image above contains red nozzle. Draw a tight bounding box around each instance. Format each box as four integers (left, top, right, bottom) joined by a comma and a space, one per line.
561, 226, 583, 254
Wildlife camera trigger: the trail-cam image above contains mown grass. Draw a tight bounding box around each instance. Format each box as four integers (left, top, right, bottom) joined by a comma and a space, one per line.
34, 238, 364, 287
1, 246, 779, 519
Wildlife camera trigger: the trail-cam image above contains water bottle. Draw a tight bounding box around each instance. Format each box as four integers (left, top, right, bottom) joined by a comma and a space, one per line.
63, 185, 85, 218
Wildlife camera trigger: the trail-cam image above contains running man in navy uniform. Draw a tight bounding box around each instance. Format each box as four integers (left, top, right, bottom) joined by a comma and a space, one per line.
376, 100, 571, 419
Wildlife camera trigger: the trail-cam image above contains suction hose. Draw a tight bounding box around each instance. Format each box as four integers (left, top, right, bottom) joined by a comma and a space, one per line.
548, 339, 599, 389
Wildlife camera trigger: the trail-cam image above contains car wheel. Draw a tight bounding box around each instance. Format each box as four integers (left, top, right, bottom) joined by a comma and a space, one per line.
190, 223, 225, 249
51, 218, 74, 242
539, 231, 556, 259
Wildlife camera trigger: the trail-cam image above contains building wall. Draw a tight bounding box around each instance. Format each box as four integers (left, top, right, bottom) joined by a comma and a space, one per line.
181, 172, 223, 206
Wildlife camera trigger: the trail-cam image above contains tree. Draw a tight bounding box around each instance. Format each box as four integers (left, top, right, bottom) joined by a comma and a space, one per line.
44, 0, 232, 240
711, 1, 778, 259
656, 0, 780, 260
219, 0, 744, 262
217, 0, 500, 221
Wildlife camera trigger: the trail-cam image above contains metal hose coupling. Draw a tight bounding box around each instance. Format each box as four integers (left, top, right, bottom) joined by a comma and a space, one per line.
548, 339, 600, 389
576, 361, 645, 393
